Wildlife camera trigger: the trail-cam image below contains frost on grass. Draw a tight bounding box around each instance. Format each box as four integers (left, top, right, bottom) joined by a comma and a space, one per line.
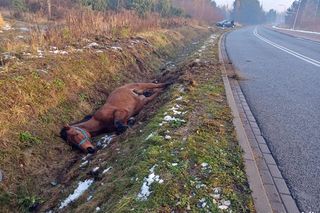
137, 165, 164, 201
59, 179, 94, 209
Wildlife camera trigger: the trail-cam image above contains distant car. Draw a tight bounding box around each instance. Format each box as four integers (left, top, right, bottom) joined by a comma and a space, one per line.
216, 20, 235, 28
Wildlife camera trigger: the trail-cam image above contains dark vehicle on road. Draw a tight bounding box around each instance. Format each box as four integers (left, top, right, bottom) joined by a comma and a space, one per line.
216, 20, 235, 28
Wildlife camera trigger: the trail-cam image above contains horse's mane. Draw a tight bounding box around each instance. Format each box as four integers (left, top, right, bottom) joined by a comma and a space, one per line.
60, 115, 93, 141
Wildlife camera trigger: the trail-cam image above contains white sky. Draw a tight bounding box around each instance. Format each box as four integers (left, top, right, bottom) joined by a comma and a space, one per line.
214, 0, 295, 12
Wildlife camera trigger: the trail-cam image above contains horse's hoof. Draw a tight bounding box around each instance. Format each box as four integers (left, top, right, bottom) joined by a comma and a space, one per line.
87, 147, 96, 154
128, 117, 136, 127
115, 121, 128, 134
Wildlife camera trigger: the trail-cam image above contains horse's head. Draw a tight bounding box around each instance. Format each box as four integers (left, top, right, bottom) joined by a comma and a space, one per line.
61, 125, 95, 154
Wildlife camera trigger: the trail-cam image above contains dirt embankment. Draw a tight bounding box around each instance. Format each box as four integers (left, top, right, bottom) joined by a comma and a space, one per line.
0, 24, 213, 212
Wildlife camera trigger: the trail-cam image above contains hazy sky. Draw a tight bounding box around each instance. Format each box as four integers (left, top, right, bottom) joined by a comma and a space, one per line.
214, 0, 295, 12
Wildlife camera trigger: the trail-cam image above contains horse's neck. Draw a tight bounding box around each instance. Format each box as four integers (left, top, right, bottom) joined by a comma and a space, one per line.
74, 118, 101, 135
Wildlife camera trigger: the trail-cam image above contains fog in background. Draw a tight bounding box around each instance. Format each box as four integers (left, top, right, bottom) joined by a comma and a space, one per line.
215, 0, 295, 12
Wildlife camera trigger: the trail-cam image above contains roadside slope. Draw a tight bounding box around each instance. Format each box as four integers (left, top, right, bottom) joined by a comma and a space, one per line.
0, 23, 211, 212
41, 32, 254, 212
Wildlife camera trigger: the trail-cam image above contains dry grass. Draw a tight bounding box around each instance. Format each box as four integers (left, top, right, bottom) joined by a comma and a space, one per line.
29, 9, 194, 49
0, 24, 211, 212
0, 13, 4, 28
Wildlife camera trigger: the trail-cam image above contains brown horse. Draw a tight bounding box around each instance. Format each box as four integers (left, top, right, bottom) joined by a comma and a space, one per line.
60, 82, 170, 153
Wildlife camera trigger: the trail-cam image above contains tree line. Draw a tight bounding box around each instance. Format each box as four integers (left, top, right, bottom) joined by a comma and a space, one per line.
285, 0, 320, 30
230, 0, 277, 24
0, 0, 223, 22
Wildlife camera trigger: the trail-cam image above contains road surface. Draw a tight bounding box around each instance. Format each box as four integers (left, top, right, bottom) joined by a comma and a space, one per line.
225, 26, 320, 212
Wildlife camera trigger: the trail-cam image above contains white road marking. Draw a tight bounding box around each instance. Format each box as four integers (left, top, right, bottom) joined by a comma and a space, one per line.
253, 27, 320, 68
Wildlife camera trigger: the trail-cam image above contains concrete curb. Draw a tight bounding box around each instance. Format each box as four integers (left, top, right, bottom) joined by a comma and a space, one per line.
218, 32, 300, 213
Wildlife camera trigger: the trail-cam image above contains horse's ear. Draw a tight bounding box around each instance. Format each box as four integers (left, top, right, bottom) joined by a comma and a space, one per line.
64, 125, 71, 130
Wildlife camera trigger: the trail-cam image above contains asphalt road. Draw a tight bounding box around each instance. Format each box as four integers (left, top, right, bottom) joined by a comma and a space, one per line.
225, 26, 320, 212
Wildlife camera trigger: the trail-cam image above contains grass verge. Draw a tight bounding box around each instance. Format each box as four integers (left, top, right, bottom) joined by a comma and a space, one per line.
0, 24, 212, 212
41, 32, 254, 212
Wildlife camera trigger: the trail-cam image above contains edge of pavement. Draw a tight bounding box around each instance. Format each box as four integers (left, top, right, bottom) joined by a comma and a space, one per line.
267, 26, 320, 44
218, 31, 300, 213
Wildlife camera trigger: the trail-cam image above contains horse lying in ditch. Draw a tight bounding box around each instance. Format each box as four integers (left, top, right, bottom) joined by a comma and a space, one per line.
60, 82, 170, 153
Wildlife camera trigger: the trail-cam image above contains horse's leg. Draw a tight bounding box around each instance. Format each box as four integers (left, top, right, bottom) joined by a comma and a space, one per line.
141, 91, 162, 105
133, 83, 170, 93
114, 109, 130, 134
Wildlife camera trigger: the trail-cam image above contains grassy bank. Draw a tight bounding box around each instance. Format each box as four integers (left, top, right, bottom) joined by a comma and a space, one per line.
36, 33, 254, 212
0, 19, 213, 212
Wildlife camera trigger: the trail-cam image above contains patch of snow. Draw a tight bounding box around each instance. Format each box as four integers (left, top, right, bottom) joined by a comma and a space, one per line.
223, 200, 231, 206
178, 86, 185, 93
172, 163, 178, 166
212, 194, 220, 199
98, 135, 114, 148
2, 53, 16, 60
159, 121, 167, 126
173, 110, 182, 115
195, 59, 201, 63
19, 27, 29, 32
111, 46, 123, 51
145, 133, 154, 141
86, 42, 99, 48
23, 52, 32, 56
37, 49, 45, 58
92, 167, 99, 172
50, 50, 68, 55
198, 198, 207, 208
80, 160, 89, 167
218, 205, 228, 210
201, 163, 209, 168
2, 24, 12, 31
95, 50, 104, 53
176, 96, 183, 101
163, 116, 174, 121
87, 195, 93, 201
163, 115, 185, 123
137, 165, 164, 201
165, 135, 171, 140
82, 153, 93, 161
102, 167, 112, 174
59, 179, 94, 209
17, 35, 25, 39
96, 207, 101, 211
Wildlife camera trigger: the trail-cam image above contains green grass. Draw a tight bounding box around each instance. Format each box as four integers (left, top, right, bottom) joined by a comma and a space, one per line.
0, 25, 213, 213
62, 34, 254, 213
19, 131, 42, 147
